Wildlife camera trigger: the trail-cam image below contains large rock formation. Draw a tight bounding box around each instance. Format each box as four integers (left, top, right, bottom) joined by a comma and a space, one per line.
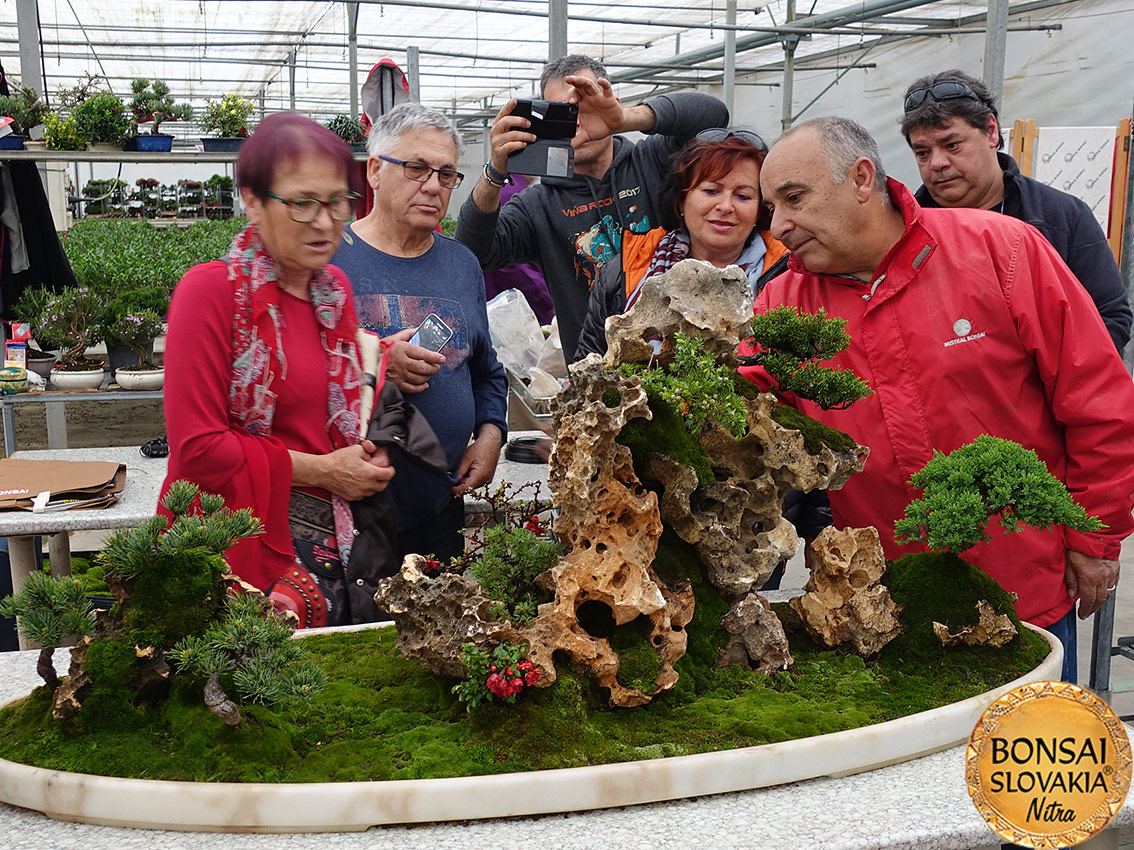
378, 259, 875, 705
790, 526, 902, 656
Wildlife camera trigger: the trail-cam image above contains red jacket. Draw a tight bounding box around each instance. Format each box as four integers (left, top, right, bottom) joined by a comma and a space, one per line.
742, 179, 1134, 627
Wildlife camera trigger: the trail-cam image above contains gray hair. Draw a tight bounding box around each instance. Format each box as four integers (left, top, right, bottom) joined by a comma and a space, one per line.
366, 102, 464, 160
540, 54, 609, 97
899, 70, 1002, 151
784, 116, 891, 207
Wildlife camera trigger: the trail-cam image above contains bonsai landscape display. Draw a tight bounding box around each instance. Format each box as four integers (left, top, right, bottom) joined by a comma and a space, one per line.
0, 260, 1077, 831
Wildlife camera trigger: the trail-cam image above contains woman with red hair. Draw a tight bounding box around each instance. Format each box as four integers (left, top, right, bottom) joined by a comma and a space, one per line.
574, 129, 788, 359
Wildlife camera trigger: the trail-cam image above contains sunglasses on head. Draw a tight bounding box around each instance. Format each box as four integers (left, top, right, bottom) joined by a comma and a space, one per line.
903, 80, 985, 113
695, 128, 769, 152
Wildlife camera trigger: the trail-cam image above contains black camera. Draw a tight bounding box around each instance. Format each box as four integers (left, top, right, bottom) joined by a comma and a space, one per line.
507, 99, 578, 179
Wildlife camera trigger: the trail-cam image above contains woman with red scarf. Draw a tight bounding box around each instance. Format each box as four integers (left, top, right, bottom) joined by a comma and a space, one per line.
160, 112, 394, 628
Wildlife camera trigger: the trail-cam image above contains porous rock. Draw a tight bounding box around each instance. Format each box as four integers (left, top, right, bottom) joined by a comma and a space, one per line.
374, 554, 529, 680
543, 359, 694, 706
604, 259, 753, 367
933, 599, 1017, 648
790, 526, 903, 656
718, 594, 793, 673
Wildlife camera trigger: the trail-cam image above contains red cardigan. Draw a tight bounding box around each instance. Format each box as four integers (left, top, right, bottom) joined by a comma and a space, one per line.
160, 261, 356, 590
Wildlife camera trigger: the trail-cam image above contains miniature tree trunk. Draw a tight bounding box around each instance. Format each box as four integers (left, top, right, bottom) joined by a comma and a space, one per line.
36, 647, 59, 691
203, 672, 241, 727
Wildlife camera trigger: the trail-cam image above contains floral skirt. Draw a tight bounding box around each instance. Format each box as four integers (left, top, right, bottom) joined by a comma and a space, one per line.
266, 490, 350, 629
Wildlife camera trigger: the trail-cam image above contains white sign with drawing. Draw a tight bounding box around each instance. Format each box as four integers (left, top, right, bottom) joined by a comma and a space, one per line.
1032, 126, 1115, 233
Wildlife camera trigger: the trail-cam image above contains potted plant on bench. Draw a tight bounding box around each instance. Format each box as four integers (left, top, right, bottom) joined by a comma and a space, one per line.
37, 287, 108, 390
126, 78, 192, 152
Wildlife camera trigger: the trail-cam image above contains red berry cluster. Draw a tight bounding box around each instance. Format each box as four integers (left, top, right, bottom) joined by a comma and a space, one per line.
523, 515, 546, 535
485, 660, 541, 700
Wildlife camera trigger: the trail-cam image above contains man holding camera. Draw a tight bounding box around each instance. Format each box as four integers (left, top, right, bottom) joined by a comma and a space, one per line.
455, 55, 728, 362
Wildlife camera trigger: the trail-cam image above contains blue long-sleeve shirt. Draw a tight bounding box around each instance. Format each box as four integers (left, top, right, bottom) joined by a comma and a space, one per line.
333, 229, 508, 529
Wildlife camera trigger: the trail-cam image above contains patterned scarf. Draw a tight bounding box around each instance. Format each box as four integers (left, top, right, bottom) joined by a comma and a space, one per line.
226, 224, 362, 564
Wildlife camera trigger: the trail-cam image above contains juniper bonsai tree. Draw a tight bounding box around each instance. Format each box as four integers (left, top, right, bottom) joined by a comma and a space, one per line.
0, 572, 94, 690
894, 434, 1103, 555
168, 592, 327, 727
745, 305, 873, 410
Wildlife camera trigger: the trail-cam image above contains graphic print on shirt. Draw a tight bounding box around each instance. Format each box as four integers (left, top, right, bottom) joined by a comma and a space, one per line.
352, 293, 469, 372
568, 193, 652, 293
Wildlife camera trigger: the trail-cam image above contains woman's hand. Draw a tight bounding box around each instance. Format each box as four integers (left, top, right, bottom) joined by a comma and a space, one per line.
290, 441, 395, 501
385, 327, 445, 394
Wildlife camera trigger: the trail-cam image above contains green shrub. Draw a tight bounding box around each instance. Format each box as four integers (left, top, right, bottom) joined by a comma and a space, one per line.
72, 91, 131, 146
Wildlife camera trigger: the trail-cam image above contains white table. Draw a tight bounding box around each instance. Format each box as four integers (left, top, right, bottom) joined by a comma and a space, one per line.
0, 447, 167, 647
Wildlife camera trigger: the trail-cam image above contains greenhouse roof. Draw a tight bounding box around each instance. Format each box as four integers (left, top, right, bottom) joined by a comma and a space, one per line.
2, 0, 1079, 139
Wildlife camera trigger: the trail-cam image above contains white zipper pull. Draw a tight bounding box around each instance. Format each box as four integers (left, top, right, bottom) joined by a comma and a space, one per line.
862, 273, 886, 301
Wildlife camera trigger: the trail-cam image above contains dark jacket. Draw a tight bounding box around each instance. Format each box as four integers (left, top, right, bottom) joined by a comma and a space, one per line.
348, 375, 448, 623
915, 152, 1131, 352
574, 228, 790, 361
455, 92, 729, 362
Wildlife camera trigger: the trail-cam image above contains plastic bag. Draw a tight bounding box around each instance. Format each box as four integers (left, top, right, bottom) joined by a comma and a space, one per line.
486, 288, 543, 374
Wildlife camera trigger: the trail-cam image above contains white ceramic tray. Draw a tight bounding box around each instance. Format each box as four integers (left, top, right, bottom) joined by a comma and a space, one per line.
0, 624, 1061, 833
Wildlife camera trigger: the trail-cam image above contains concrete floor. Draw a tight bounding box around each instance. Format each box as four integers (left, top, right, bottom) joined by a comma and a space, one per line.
781, 536, 1134, 713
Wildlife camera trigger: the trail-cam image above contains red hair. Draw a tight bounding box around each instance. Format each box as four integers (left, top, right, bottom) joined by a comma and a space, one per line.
672, 136, 769, 230
236, 112, 364, 207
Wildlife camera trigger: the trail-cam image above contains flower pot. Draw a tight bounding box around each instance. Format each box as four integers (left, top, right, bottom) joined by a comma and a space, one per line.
0, 135, 26, 150
22, 139, 46, 151
48, 367, 105, 390
86, 142, 122, 152
114, 367, 164, 391
201, 137, 244, 152
350, 143, 367, 153
25, 357, 54, 381
125, 134, 173, 152
106, 342, 154, 373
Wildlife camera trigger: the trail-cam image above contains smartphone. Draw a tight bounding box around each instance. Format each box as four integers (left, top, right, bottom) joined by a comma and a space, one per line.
508, 99, 577, 179
409, 313, 454, 352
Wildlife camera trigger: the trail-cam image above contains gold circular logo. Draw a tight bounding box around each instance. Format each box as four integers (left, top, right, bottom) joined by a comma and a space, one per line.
967, 681, 1131, 848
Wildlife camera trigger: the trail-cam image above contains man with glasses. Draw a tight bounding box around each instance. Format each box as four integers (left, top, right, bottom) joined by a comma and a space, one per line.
333, 102, 508, 565
455, 54, 728, 362
901, 69, 1131, 352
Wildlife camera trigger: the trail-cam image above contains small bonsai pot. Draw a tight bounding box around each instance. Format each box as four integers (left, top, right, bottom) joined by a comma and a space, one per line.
0, 135, 26, 150
49, 367, 105, 391
201, 137, 243, 152
125, 134, 173, 152
114, 366, 164, 391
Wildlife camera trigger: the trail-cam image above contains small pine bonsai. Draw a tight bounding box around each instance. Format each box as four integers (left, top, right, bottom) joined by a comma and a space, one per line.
168, 593, 327, 727
128, 77, 192, 135
745, 305, 873, 410
894, 435, 1104, 555
0, 572, 94, 690
97, 479, 263, 648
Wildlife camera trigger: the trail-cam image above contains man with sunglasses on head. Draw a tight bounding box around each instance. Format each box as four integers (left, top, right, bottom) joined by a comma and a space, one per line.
455, 54, 728, 362
902, 69, 1131, 352
334, 102, 508, 567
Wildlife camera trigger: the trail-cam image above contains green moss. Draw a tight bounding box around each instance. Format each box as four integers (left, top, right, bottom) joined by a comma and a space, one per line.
884, 551, 1040, 663
617, 392, 715, 486
610, 617, 663, 694
770, 403, 856, 454
602, 389, 621, 408
0, 555, 1054, 783
117, 550, 228, 648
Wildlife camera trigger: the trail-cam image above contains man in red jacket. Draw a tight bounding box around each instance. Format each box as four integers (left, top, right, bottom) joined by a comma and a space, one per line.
745, 116, 1134, 683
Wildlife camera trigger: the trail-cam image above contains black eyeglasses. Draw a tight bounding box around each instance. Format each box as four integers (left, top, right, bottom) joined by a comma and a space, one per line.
695, 128, 768, 152
903, 80, 985, 113
378, 155, 465, 189
265, 190, 360, 223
